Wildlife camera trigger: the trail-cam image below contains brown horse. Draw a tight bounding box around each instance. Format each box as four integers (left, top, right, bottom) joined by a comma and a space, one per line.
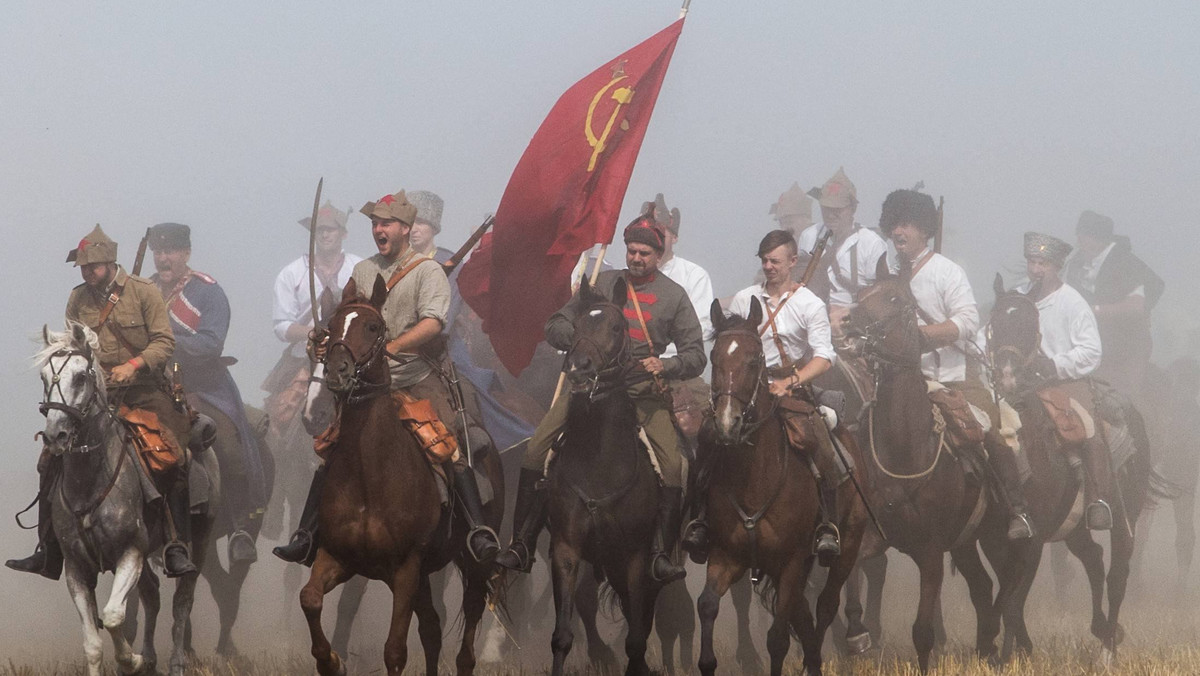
545, 276, 664, 676
298, 275, 502, 676
841, 261, 1020, 672
987, 277, 1173, 664
697, 298, 867, 676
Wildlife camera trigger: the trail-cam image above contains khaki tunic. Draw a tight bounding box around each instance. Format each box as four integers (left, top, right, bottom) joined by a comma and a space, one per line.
65, 266, 190, 453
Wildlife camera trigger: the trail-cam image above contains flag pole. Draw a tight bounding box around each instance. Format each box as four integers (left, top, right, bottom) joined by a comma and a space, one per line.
679, 0, 692, 19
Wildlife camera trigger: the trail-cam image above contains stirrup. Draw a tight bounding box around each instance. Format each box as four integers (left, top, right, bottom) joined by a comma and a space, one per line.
681, 519, 709, 564
466, 525, 500, 563
814, 523, 841, 568
272, 529, 316, 565
496, 540, 534, 573
1007, 513, 1035, 540
1086, 500, 1113, 531
163, 542, 197, 578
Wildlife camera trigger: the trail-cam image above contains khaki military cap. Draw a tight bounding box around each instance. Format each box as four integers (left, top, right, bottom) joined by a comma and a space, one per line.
66, 224, 118, 266
1024, 231, 1072, 267
299, 200, 350, 231
815, 167, 858, 209
407, 190, 444, 233
361, 190, 418, 227
770, 182, 814, 224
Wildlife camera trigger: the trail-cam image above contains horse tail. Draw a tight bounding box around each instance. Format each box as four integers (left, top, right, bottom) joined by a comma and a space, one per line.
597, 578, 624, 618
1147, 468, 1183, 503
1123, 403, 1181, 506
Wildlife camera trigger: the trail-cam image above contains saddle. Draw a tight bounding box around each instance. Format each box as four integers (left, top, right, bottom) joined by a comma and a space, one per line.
1036, 384, 1093, 445
312, 392, 460, 466
927, 386, 986, 449
118, 406, 183, 475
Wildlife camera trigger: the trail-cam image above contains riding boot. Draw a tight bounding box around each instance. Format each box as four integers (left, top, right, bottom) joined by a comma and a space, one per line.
495, 469, 548, 573
681, 461, 712, 565
163, 479, 197, 578
1081, 437, 1114, 531
453, 464, 501, 563
650, 487, 687, 584
810, 460, 842, 568
5, 465, 63, 580
985, 432, 1034, 540
273, 464, 325, 566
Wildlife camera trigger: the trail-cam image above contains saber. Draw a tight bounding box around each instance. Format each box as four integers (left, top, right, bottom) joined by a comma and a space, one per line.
308, 178, 324, 327
446, 358, 473, 468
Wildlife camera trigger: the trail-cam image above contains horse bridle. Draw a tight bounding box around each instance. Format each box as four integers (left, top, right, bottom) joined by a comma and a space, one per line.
39, 348, 108, 453
846, 298, 923, 372
323, 302, 393, 402
984, 294, 1044, 382
566, 302, 634, 402
709, 329, 775, 445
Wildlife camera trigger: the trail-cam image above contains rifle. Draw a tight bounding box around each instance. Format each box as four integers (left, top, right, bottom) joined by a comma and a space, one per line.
933, 196, 944, 254
441, 214, 494, 275
131, 228, 151, 277
799, 229, 833, 288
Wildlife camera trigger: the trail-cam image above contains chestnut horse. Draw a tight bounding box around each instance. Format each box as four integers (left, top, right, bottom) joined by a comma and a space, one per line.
987, 276, 1172, 664
841, 262, 1021, 672
545, 277, 664, 676
298, 275, 503, 676
698, 298, 867, 676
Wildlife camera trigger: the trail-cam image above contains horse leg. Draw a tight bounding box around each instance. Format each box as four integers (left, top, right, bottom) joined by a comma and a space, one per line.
949, 542, 998, 659
999, 539, 1041, 659
862, 551, 888, 644
1103, 505, 1136, 664
331, 575, 369, 659
383, 555, 423, 676
65, 561, 105, 676
842, 561, 869, 654
654, 579, 692, 674
168, 566, 202, 676
101, 549, 146, 675
732, 574, 765, 673
300, 549, 353, 676
766, 555, 806, 676
698, 550, 744, 676
455, 561, 490, 676
618, 551, 654, 676
911, 550, 945, 673
816, 537, 857, 657
1064, 528, 1108, 643
137, 562, 161, 673
412, 574, 442, 676
549, 537, 582, 676
790, 557, 825, 676
575, 564, 618, 670
1174, 485, 1196, 595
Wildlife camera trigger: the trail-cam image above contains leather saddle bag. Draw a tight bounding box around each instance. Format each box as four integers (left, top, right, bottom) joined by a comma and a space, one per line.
119, 406, 182, 475
928, 387, 985, 448
778, 395, 817, 451
1036, 385, 1089, 444
392, 392, 458, 464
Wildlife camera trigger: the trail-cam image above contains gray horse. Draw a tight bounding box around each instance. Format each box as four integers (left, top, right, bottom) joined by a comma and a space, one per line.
37, 321, 218, 676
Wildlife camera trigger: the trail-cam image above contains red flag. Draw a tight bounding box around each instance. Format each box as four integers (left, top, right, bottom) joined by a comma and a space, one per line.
458, 18, 685, 375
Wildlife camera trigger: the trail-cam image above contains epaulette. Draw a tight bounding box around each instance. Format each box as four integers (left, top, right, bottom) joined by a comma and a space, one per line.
126, 274, 155, 286
72, 282, 87, 291
190, 270, 217, 284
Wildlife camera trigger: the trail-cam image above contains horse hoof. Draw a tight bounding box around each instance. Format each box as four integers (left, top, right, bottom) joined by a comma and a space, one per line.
1114, 623, 1126, 645
1099, 646, 1115, 667
119, 654, 144, 675
846, 632, 872, 655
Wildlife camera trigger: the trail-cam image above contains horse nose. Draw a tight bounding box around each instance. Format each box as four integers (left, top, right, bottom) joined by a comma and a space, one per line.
572, 355, 592, 372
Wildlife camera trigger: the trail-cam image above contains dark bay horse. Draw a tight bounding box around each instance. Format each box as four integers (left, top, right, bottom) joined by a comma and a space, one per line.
841, 263, 1019, 672
37, 322, 218, 676
545, 276, 664, 676
697, 298, 866, 676
298, 275, 502, 676
987, 277, 1172, 664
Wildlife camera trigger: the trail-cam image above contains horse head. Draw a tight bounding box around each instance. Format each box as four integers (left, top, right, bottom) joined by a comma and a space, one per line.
37, 321, 107, 455
322, 275, 391, 399
708, 297, 768, 445
564, 277, 632, 395
987, 273, 1042, 397
845, 254, 922, 370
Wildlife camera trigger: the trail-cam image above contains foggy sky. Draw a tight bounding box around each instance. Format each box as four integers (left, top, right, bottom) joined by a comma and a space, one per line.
1, 0, 1198, 656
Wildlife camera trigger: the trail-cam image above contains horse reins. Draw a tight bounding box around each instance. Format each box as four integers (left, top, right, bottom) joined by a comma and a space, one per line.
709, 329, 777, 445
566, 302, 634, 402
323, 301, 393, 403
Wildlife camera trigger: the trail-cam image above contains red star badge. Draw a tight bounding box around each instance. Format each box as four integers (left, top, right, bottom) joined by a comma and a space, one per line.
379, 194, 396, 205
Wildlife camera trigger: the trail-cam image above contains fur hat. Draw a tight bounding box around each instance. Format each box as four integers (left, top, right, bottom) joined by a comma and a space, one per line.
879, 189, 937, 238
623, 214, 666, 253
148, 223, 191, 252
407, 190, 444, 233
66, 224, 118, 266
641, 193, 680, 235
1075, 210, 1114, 240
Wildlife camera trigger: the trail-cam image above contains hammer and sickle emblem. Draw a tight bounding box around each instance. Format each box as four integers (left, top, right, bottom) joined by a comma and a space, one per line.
585, 67, 635, 172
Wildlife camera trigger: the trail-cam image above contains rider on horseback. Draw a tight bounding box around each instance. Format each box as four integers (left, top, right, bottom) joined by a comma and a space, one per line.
683, 229, 843, 563
495, 215, 707, 584
879, 189, 1034, 540
274, 189, 501, 565
8, 225, 198, 579
1018, 232, 1114, 530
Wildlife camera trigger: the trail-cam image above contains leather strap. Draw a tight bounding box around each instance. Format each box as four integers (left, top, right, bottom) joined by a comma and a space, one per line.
385, 253, 429, 292
95, 281, 124, 328
757, 286, 798, 371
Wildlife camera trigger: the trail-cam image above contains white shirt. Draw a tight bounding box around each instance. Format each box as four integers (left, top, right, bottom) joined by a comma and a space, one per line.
659, 254, 715, 357
893, 250, 980, 383
797, 224, 889, 306
728, 284, 837, 370
272, 252, 364, 357
1016, 281, 1103, 380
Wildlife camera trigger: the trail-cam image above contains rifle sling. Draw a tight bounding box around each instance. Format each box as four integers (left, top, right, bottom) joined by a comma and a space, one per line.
385, 255, 432, 292
92, 281, 144, 361
757, 286, 798, 372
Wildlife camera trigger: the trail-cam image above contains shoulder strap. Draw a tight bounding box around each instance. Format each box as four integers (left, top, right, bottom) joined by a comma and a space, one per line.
385, 255, 431, 292
757, 288, 797, 370
95, 281, 125, 328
